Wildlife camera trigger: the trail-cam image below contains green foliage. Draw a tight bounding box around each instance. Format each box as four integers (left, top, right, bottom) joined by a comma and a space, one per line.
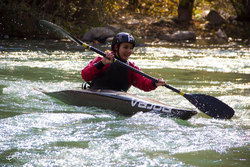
104, 0, 179, 18
1, 0, 249, 39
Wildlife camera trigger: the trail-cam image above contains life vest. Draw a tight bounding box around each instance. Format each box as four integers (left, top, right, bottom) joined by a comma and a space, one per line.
89, 62, 130, 92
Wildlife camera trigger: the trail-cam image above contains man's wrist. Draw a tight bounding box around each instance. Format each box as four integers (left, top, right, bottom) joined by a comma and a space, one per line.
94, 61, 105, 70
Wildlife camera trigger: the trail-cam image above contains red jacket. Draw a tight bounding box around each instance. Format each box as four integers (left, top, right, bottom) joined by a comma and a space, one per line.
81, 56, 157, 92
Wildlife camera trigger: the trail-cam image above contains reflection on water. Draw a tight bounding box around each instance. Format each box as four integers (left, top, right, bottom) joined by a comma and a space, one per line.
0, 40, 249, 166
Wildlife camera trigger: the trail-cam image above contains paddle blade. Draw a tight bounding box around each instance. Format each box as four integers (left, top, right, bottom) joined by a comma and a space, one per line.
184, 94, 235, 119
39, 20, 82, 45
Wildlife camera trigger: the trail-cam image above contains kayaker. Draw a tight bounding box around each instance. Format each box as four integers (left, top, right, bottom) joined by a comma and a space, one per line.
81, 32, 166, 92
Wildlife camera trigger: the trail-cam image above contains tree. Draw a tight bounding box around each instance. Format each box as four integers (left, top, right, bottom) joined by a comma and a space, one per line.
177, 0, 195, 24
229, 0, 250, 21
128, 0, 139, 11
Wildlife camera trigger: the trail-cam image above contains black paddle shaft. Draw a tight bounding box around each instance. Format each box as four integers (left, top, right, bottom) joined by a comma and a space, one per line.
39, 20, 235, 119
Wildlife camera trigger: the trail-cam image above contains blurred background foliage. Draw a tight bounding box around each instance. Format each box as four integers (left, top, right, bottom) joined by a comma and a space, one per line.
0, 0, 249, 39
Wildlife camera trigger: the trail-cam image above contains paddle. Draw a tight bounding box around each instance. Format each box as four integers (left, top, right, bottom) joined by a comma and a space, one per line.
39, 20, 235, 119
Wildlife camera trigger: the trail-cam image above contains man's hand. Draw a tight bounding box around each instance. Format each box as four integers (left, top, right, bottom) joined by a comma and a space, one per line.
101, 51, 114, 65
155, 78, 166, 87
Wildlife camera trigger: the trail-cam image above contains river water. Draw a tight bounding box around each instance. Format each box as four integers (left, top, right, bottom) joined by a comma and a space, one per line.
0, 39, 249, 166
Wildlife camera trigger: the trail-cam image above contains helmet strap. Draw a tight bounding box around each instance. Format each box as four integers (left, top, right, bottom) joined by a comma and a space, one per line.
114, 44, 122, 61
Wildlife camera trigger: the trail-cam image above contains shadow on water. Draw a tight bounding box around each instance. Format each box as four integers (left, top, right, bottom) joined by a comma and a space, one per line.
0, 111, 22, 119
0, 85, 5, 94
0, 39, 85, 51
1, 86, 22, 119
0, 148, 24, 166
0, 66, 81, 82
173, 146, 250, 167
49, 140, 89, 149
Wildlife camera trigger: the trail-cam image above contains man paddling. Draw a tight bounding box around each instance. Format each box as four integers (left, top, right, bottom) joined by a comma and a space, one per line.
82, 32, 166, 92
39, 20, 234, 119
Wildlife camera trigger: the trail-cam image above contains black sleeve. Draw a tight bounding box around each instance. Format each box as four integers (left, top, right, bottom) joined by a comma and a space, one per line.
152, 80, 157, 88
94, 61, 105, 70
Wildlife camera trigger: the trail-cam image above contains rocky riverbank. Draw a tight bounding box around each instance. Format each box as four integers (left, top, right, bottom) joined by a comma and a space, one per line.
82, 10, 249, 45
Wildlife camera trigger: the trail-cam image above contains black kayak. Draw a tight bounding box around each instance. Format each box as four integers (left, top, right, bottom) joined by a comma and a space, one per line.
41, 89, 197, 120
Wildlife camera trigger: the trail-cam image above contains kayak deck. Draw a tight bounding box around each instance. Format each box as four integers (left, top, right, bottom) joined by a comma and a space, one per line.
42, 89, 197, 120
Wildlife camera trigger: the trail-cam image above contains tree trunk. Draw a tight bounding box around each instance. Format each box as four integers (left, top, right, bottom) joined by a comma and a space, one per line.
177, 0, 195, 24
230, 0, 250, 21
127, 0, 139, 11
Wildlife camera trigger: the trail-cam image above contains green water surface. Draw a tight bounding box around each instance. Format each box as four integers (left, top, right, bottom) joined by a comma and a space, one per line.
0, 39, 249, 166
